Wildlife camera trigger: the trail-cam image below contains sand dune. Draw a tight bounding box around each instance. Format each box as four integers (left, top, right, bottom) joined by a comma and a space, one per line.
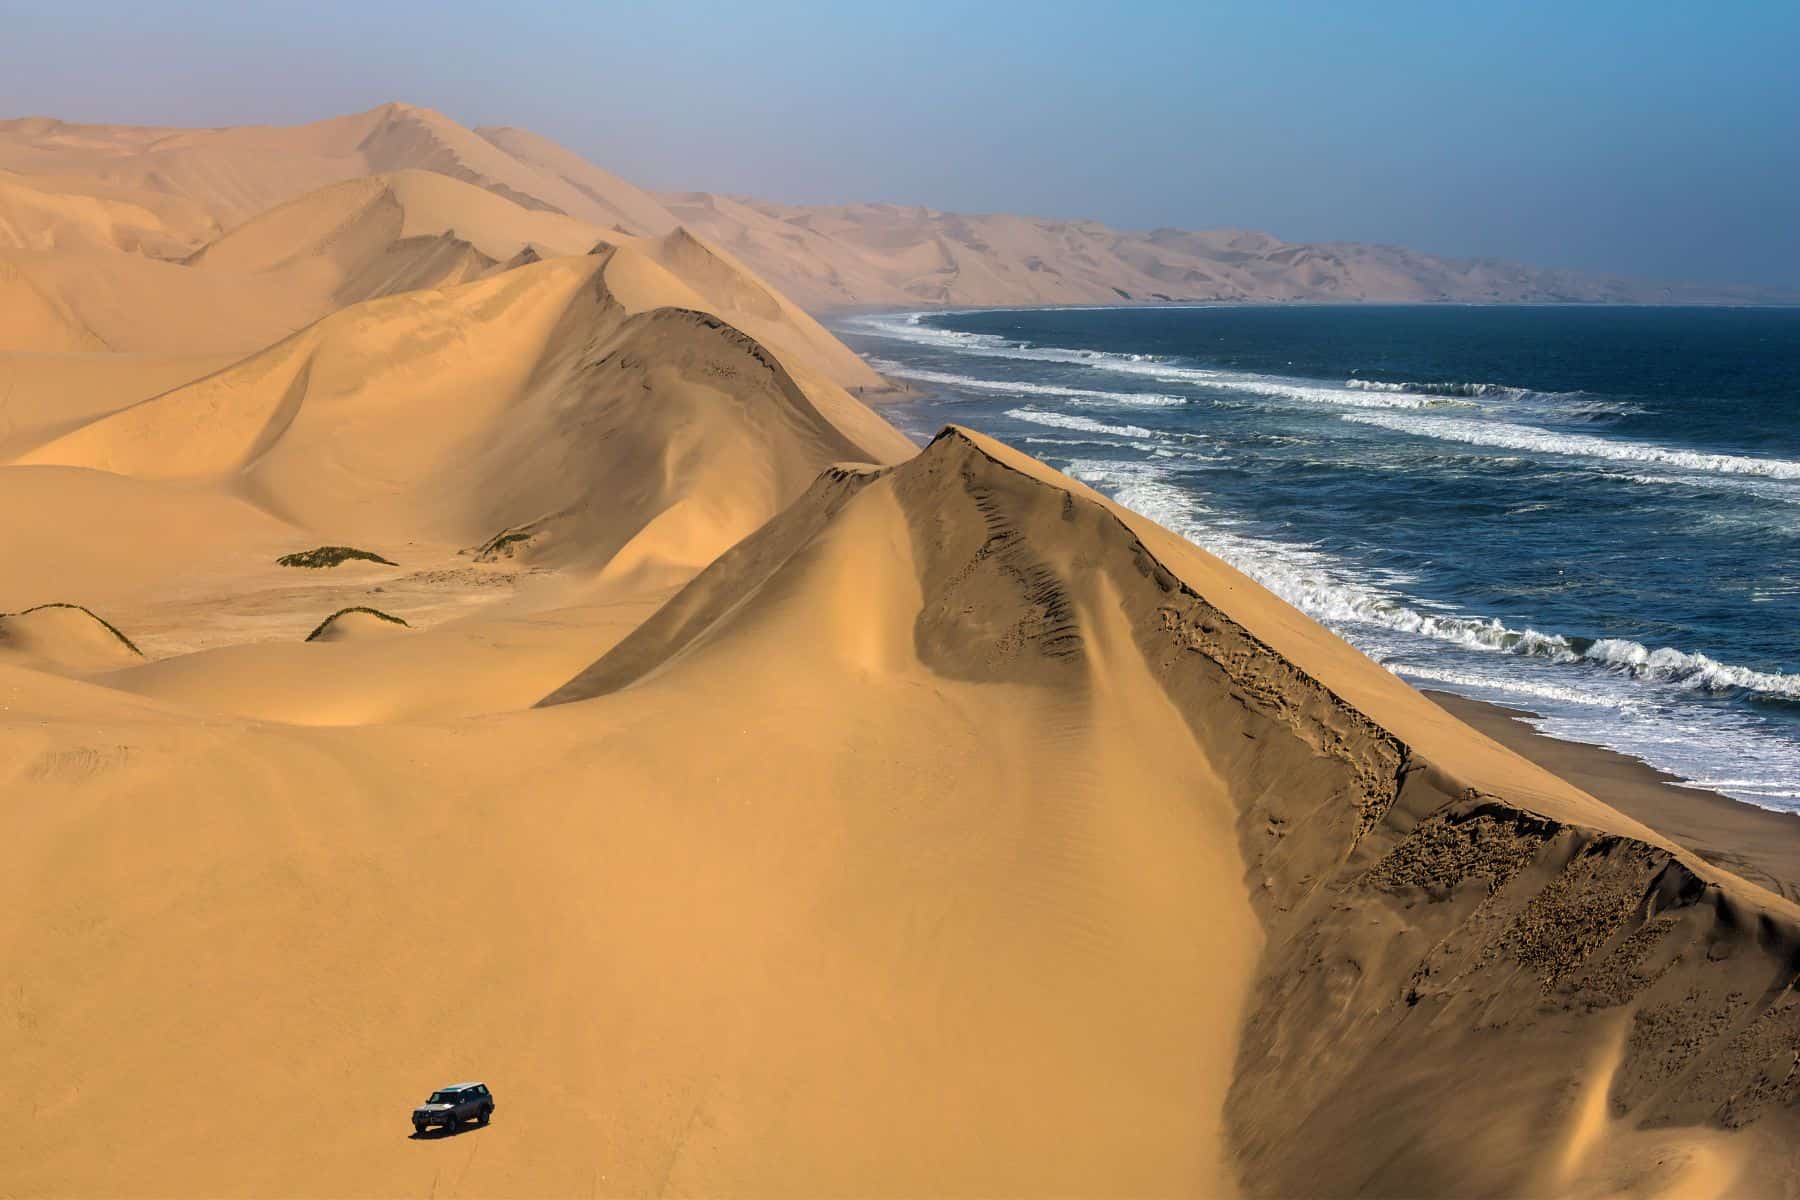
2, 99, 1797, 1199
0, 160, 890, 391
0, 254, 104, 350
191, 170, 606, 269
475, 123, 679, 237
661, 195, 1799, 309
0, 602, 142, 673
20, 249, 910, 580
0, 103, 676, 238
641, 227, 893, 394
548, 425, 1800, 1195
0, 350, 237, 457
6, 422, 1796, 1196
9, 103, 1787, 316
184, 169, 614, 308
0, 171, 590, 356
0, 243, 350, 355
0, 169, 210, 256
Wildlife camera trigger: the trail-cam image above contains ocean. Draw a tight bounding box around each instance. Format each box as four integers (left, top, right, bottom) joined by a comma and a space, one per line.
833, 304, 1800, 810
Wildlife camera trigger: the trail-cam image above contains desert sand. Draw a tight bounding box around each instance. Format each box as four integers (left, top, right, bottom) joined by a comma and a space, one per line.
7, 104, 1793, 321
2, 104, 1797, 1199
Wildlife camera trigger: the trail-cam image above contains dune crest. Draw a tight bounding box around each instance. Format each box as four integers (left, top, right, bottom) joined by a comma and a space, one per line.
474, 123, 679, 237
661, 195, 1800, 309
547, 425, 1800, 1196
2, 100, 1796, 1200
21, 250, 910, 582
0, 170, 206, 256
0, 602, 141, 673
9, 104, 1789, 314
0, 103, 675, 239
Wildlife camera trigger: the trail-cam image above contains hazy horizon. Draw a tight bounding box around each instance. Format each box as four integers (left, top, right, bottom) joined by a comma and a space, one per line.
4, 0, 1796, 288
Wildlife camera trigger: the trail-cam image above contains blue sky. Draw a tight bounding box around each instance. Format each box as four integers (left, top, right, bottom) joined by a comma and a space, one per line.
3, 0, 1796, 286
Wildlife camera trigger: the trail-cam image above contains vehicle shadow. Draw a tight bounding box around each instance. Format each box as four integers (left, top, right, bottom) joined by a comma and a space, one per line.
409, 1121, 490, 1142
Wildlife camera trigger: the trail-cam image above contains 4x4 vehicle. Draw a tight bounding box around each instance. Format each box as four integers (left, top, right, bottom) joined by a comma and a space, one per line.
412, 1082, 494, 1134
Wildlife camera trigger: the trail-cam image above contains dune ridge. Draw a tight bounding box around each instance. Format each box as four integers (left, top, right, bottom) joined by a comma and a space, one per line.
0, 601, 142, 673
20, 249, 910, 581
0, 103, 673, 237
547, 424, 1800, 1195
1, 98, 1796, 1200
5, 104, 1788, 316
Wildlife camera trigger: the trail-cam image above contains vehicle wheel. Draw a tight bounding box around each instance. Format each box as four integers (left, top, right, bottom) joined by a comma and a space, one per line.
414, 1125, 426, 1137
477, 1108, 490, 1126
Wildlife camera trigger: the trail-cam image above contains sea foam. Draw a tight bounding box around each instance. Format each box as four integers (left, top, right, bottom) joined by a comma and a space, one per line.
1003, 408, 1156, 439
1066, 456, 1800, 704
869, 361, 1186, 406
1342, 412, 1800, 481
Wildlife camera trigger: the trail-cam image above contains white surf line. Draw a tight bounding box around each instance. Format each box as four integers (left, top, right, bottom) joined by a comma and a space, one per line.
1342, 411, 1800, 481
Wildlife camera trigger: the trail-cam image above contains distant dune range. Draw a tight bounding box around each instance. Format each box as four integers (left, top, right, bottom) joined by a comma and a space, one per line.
3, 103, 1790, 324
2, 103, 1797, 1197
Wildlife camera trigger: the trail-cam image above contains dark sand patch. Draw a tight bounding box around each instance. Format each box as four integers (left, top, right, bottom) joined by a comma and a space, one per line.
1427, 690, 1800, 903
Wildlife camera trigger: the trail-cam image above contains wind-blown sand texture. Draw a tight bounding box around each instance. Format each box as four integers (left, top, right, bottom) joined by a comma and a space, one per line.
1, 103, 1796, 1198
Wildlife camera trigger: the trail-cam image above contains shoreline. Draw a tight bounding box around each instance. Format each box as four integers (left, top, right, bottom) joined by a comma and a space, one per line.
814, 299, 1800, 320
1426, 690, 1800, 902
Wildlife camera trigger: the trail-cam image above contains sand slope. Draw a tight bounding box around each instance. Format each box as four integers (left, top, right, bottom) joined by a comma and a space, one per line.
8, 104, 1787, 314
0, 254, 105, 350
0, 350, 237, 458
0, 602, 142, 673
641, 227, 892, 394
0, 171, 585, 356
4, 401, 1796, 1199
475, 124, 679, 237
0, 104, 674, 239
0, 438, 1260, 1196
9, 425, 1786, 1196
547, 426, 1800, 1197
189, 170, 609, 271
0, 169, 210, 256
0, 165, 891, 390
2, 100, 1797, 1200
19, 249, 910, 585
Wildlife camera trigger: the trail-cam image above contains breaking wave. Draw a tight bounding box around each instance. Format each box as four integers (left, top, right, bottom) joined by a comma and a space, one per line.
1003, 408, 1156, 439
849, 306, 1800, 807
1347, 378, 1534, 399
1066, 457, 1800, 704
1342, 412, 1800, 481
1578, 638, 1800, 700
869, 361, 1186, 406
846, 312, 1468, 409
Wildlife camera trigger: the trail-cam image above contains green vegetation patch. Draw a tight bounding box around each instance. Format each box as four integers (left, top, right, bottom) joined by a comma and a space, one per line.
477, 531, 533, 558
6, 602, 143, 656
276, 546, 398, 569
305, 607, 411, 642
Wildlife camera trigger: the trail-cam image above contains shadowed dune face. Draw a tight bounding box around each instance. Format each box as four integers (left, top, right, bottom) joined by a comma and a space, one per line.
18, 251, 911, 583
546, 426, 1800, 1197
